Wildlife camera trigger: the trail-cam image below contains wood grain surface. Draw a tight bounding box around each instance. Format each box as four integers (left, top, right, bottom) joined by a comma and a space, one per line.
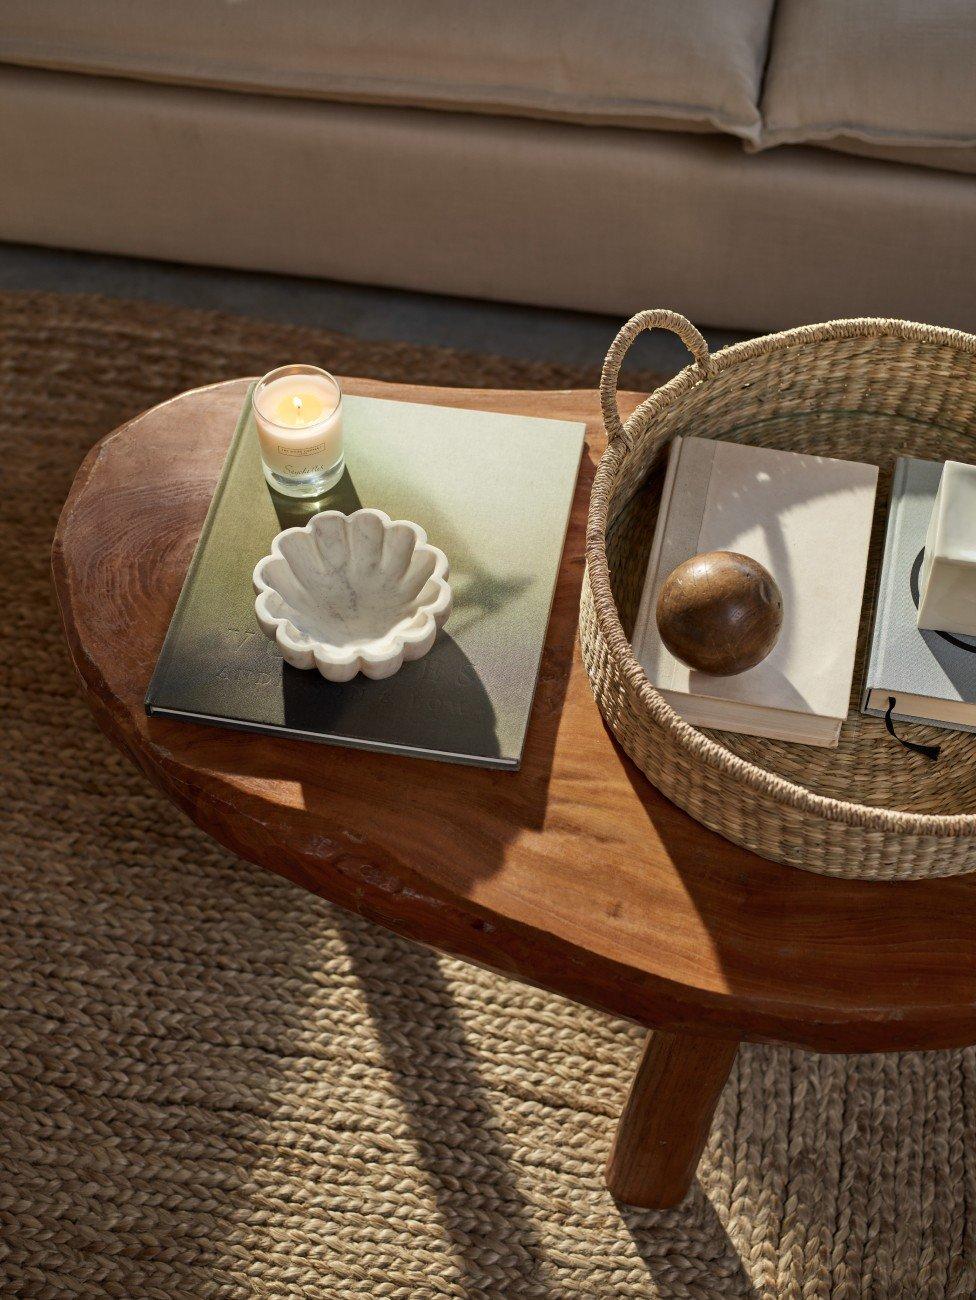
656, 550, 783, 676
52, 379, 976, 1053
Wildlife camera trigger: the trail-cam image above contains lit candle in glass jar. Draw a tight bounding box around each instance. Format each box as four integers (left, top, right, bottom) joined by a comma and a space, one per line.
253, 364, 344, 497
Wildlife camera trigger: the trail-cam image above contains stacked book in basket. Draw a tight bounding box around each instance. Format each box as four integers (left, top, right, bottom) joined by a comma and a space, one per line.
579, 309, 976, 882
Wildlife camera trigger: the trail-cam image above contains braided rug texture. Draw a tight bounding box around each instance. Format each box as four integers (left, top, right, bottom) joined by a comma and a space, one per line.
3, 291, 976, 1298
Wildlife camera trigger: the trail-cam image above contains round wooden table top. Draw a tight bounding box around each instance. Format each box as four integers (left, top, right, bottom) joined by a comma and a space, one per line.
53, 378, 976, 1054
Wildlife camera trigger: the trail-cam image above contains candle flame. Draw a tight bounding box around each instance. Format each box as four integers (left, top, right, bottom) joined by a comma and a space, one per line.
292, 396, 303, 414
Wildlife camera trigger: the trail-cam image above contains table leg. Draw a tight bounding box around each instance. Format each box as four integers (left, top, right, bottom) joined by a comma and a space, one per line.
606, 1028, 739, 1208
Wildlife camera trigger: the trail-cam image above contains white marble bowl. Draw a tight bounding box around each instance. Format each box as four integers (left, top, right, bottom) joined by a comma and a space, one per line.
253, 508, 452, 681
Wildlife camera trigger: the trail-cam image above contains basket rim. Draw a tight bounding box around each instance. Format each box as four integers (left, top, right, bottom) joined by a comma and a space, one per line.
585, 314, 976, 839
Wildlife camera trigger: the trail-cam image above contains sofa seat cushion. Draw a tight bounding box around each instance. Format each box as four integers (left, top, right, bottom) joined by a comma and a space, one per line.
0, 0, 773, 141
761, 0, 976, 174
5, 67, 976, 334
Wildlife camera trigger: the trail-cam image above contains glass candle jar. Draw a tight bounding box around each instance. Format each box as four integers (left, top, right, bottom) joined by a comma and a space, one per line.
253, 364, 344, 497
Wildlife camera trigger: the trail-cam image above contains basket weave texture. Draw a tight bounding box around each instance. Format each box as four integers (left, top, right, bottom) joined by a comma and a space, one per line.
580, 310, 976, 881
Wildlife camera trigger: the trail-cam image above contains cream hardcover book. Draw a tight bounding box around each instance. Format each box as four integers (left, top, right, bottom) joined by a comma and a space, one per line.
632, 437, 879, 746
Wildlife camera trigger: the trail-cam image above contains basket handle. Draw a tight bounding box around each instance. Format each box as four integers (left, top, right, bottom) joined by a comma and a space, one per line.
600, 309, 714, 450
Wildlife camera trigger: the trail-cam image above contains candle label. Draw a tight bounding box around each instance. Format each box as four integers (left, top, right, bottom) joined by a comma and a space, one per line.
255, 411, 344, 479
273, 440, 336, 474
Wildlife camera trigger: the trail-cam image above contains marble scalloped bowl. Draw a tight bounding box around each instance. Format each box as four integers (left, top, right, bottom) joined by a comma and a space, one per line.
253, 508, 452, 682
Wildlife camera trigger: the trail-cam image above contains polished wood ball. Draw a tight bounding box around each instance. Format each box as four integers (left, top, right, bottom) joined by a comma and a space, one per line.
655, 550, 783, 676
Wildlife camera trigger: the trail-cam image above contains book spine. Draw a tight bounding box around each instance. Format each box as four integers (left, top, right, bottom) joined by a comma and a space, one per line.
631, 437, 683, 674
861, 456, 907, 710
145, 385, 256, 712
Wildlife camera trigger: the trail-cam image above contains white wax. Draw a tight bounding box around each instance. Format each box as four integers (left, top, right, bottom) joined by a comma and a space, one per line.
254, 373, 343, 479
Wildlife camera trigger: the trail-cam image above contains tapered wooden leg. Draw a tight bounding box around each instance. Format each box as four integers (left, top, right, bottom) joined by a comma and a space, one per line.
606, 1028, 739, 1208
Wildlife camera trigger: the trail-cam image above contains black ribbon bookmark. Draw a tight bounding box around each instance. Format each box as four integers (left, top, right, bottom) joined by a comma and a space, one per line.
884, 696, 941, 762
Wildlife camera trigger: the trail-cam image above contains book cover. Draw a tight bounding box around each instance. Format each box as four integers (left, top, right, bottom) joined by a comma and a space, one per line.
632, 436, 879, 745
862, 455, 976, 733
146, 391, 585, 768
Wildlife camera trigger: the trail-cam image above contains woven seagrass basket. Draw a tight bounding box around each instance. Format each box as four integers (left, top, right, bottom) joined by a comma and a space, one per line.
579, 309, 976, 881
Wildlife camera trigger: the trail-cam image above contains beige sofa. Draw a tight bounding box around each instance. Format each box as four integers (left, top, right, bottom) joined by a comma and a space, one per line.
2, 1, 974, 332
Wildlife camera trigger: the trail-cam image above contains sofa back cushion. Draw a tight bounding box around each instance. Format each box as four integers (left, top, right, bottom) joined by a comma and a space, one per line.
761, 0, 976, 174
0, 0, 774, 140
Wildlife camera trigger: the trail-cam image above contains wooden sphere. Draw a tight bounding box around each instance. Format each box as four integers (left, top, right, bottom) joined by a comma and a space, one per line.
655, 550, 783, 676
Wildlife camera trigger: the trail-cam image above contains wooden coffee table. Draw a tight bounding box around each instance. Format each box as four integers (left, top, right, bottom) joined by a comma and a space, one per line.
53, 378, 976, 1209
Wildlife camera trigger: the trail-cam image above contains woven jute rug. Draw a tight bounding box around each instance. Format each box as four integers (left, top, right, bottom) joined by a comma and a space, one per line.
3, 290, 975, 1299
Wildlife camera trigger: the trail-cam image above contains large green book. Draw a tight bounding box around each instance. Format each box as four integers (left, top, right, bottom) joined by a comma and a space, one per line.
146, 390, 585, 769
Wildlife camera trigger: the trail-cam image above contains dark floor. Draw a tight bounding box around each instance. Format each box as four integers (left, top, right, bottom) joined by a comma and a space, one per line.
0, 242, 747, 379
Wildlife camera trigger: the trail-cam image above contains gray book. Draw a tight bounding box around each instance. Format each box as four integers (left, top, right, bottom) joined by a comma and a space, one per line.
862, 455, 976, 733
146, 390, 585, 768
